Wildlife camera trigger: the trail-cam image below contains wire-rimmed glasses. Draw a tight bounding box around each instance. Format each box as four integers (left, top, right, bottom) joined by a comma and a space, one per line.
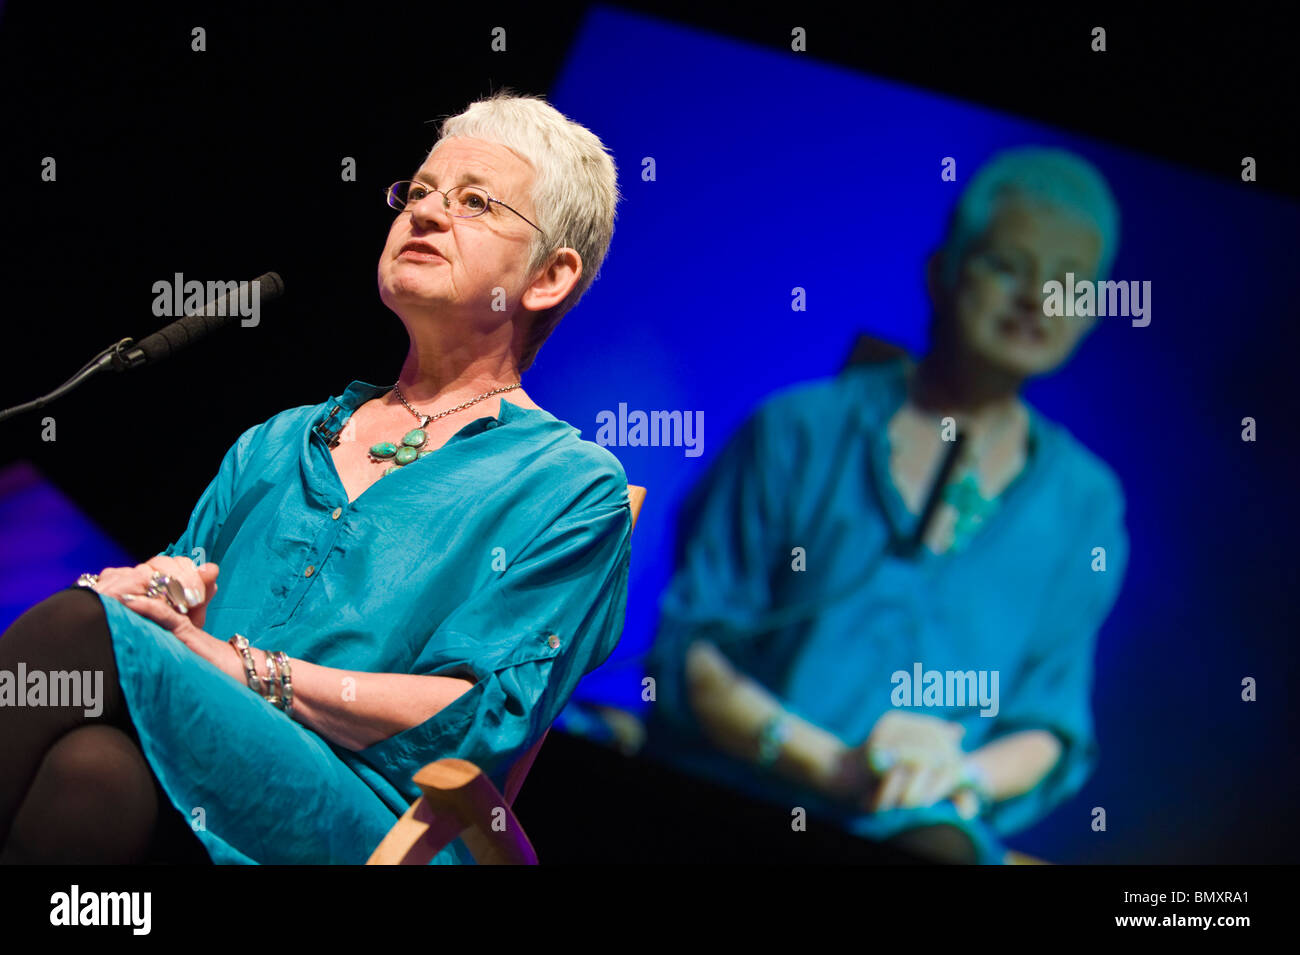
385, 180, 546, 237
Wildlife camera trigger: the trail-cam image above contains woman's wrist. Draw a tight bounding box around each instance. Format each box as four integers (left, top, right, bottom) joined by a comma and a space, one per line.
205, 632, 247, 682
690, 650, 866, 798
823, 741, 875, 801
756, 709, 860, 799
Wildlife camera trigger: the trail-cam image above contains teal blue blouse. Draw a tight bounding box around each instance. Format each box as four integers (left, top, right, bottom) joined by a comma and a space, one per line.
645, 358, 1128, 863
94, 380, 632, 864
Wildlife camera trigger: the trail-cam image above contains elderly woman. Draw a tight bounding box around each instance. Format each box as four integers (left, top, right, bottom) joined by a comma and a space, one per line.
0, 92, 630, 865
645, 147, 1129, 864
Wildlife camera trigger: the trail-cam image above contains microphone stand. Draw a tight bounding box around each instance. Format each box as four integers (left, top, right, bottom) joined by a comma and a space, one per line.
0, 271, 282, 426
0, 336, 146, 425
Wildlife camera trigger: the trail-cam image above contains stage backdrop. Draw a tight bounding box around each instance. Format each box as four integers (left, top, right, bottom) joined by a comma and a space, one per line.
521, 5, 1299, 864
1, 3, 1294, 866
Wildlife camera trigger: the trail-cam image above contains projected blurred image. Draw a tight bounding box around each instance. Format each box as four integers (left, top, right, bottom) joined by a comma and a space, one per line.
641, 149, 1129, 864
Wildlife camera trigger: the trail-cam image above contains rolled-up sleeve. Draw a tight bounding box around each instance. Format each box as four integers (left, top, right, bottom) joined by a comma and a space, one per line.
981, 474, 1129, 836
356, 498, 633, 802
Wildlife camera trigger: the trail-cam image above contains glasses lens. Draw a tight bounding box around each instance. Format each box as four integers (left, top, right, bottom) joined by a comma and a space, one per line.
388, 181, 435, 211
448, 186, 490, 217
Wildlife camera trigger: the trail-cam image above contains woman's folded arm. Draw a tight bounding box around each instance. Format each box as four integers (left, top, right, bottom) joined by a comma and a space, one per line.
234, 651, 478, 752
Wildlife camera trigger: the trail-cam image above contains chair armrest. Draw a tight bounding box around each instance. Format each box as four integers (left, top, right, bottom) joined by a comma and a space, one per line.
1003, 849, 1051, 864
366, 758, 539, 865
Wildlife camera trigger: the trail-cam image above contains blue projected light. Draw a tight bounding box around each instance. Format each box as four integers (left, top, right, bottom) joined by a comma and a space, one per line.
532, 6, 1299, 862
0, 461, 134, 632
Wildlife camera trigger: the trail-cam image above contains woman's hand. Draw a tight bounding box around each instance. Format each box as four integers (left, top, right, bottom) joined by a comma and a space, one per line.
110, 574, 242, 680
862, 711, 968, 812
869, 747, 968, 812
94, 557, 234, 677
93, 556, 220, 628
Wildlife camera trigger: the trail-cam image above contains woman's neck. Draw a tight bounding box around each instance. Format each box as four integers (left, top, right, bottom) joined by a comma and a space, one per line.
910, 346, 1024, 427
393, 345, 523, 406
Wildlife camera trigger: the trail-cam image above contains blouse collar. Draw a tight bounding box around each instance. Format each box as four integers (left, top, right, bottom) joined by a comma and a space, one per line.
334, 380, 539, 429
856, 356, 1049, 560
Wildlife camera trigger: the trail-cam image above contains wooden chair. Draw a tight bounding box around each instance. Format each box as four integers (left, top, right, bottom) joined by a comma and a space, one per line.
367, 483, 647, 865
1004, 850, 1050, 864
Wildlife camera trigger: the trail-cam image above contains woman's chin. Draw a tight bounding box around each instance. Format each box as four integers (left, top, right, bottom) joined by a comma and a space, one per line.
379, 280, 448, 310
969, 341, 1063, 381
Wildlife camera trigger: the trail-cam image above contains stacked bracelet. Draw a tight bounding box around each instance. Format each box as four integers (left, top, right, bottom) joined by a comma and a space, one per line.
227, 633, 293, 715
228, 633, 263, 696
756, 713, 793, 768
264, 651, 281, 705
266, 650, 293, 716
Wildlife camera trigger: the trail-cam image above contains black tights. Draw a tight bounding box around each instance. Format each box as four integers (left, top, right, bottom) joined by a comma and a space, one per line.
0, 587, 211, 864
885, 823, 979, 864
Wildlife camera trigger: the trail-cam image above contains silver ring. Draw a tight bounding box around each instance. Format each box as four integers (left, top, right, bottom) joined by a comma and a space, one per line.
869, 748, 898, 774
145, 571, 189, 614
75, 572, 100, 590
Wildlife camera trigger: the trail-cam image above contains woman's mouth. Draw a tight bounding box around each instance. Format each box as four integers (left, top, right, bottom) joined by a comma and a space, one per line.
998, 314, 1047, 343
399, 242, 445, 262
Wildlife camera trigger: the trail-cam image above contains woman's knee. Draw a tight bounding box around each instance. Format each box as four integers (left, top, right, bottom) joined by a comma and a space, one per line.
4, 725, 160, 863
28, 725, 158, 814
2, 587, 109, 650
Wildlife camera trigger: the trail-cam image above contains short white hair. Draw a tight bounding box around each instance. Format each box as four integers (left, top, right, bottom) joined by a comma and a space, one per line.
938, 146, 1120, 289
432, 89, 621, 372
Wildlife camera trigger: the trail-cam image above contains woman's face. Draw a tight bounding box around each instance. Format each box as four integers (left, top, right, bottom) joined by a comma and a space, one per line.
940, 198, 1103, 379
378, 136, 541, 328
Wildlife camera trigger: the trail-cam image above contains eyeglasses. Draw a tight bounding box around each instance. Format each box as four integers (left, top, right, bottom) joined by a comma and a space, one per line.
973, 248, 1084, 289
385, 180, 546, 238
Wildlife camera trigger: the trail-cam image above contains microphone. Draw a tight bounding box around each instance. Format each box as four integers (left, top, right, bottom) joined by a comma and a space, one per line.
0, 271, 285, 425
114, 271, 285, 369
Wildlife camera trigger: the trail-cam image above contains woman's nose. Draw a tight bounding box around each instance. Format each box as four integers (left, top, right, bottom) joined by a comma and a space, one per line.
1015, 277, 1042, 309
1015, 265, 1051, 307
409, 194, 453, 230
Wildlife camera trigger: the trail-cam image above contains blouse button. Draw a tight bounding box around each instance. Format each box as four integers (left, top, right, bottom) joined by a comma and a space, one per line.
332, 507, 342, 520
305, 565, 315, 577
547, 633, 560, 649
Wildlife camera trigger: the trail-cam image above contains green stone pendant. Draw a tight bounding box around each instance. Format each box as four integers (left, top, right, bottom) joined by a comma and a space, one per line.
943, 470, 999, 553
369, 427, 430, 469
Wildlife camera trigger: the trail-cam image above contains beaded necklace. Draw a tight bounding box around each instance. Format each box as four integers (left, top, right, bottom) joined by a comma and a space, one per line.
367, 380, 522, 477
